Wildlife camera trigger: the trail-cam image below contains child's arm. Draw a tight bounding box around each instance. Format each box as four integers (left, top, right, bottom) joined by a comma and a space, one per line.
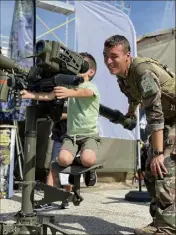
20, 90, 55, 101
60, 113, 67, 120
54, 87, 94, 99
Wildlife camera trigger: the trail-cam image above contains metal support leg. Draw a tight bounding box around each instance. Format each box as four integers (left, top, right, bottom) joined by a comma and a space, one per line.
13, 120, 24, 180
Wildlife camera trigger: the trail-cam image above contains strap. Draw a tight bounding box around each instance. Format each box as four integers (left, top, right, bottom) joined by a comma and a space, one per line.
162, 92, 176, 105
132, 57, 175, 77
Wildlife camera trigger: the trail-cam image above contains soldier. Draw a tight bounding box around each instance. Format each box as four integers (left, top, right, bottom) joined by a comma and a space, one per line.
103, 35, 175, 235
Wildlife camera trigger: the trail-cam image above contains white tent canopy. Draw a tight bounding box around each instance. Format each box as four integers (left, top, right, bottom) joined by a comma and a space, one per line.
137, 28, 175, 72
74, 1, 138, 172
75, 1, 137, 140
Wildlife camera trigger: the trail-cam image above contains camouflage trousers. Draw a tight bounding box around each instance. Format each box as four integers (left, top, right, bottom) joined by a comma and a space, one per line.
144, 123, 176, 234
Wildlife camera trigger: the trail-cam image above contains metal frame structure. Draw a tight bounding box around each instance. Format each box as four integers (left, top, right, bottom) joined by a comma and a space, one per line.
161, 1, 175, 30
0, 0, 131, 55
35, 0, 131, 48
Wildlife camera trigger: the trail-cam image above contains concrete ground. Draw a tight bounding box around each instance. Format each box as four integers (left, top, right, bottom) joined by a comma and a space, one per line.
0, 182, 152, 234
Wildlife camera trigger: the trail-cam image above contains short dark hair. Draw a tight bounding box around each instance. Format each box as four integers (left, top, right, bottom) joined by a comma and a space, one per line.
80, 52, 97, 79
104, 35, 131, 53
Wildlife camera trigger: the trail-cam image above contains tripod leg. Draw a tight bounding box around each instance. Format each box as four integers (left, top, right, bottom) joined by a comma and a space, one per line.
13, 120, 23, 180
17, 124, 25, 161
42, 224, 48, 235
14, 126, 23, 180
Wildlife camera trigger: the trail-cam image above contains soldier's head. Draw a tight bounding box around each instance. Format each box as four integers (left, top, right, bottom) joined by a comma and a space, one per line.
103, 35, 131, 77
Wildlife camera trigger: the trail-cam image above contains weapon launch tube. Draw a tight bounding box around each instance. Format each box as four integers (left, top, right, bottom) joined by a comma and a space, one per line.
99, 104, 125, 124
0, 54, 29, 75
99, 104, 137, 130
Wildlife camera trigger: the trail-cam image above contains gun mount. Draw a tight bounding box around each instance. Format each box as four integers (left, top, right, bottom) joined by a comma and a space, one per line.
0, 104, 103, 235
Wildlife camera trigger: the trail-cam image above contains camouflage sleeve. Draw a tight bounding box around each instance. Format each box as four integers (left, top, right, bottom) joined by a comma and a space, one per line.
137, 70, 164, 131
117, 78, 140, 113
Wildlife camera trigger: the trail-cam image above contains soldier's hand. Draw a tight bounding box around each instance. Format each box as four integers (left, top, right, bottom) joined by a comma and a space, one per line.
125, 111, 136, 119
150, 154, 168, 178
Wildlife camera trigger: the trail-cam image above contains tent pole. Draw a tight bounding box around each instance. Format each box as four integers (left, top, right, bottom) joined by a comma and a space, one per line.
125, 106, 151, 202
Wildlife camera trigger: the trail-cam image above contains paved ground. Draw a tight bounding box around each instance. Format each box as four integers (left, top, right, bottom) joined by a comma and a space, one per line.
0, 183, 152, 234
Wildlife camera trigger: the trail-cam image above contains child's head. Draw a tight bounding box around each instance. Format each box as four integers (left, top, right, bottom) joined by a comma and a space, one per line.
79, 52, 97, 81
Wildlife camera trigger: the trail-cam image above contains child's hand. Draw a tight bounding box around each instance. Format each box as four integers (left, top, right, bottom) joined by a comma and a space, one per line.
54, 86, 73, 99
78, 71, 88, 78
20, 90, 35, 99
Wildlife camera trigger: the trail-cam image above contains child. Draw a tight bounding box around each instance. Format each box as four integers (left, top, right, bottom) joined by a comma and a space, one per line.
21, 52, 100, 187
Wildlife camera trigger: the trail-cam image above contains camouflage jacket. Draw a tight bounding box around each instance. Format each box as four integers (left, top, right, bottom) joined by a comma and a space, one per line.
117, 57, 176, 131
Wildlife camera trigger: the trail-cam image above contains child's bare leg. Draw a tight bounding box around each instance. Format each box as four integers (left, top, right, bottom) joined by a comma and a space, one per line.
80, 149, 96, 167
46, 168, 59, 187
60, 184, 72, 209
57, 149, 74, 167
64, 184, 72, 192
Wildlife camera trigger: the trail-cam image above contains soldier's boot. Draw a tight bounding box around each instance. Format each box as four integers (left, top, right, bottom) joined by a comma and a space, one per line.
134, 222, 157, 235
135, 224, 173, 235
154, 229, 175, 235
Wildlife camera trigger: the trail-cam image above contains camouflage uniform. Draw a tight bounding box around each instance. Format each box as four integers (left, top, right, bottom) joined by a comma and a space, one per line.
117, 57, 176, 234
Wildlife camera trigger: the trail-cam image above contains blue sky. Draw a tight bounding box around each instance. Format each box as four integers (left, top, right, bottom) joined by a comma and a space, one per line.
0, 0, 175, 49
128, 1, 175, 35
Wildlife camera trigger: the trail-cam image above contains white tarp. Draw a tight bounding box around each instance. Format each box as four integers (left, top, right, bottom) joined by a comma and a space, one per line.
75, 1, 138, 140
137, 29, 175, 73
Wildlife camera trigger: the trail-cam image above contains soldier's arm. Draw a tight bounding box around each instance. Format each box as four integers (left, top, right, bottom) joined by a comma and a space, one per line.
137, 70, 164, 146
117, 78, 140, 117
134, 63, 168, 177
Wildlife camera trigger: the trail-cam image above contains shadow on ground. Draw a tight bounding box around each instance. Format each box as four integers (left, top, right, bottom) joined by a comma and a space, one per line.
102, 196, 150, 206
0, 211, 135, 234
52, 214, 135, 234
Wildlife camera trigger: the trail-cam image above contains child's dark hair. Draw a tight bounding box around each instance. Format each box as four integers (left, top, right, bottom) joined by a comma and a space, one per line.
80, 52, 97, 79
